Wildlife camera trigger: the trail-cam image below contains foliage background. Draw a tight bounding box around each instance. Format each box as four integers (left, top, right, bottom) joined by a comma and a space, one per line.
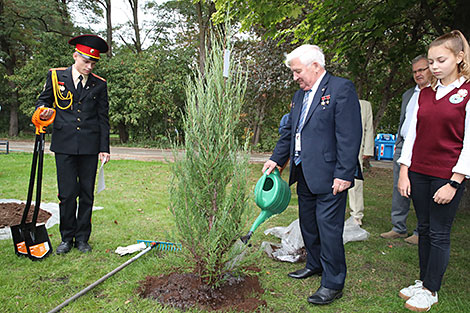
1, 0, 469, 149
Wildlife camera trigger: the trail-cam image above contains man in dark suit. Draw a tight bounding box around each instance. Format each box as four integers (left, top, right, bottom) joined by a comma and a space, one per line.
380, 55, 431, 244
262, 45, 362, 305
37, 34, 110, 254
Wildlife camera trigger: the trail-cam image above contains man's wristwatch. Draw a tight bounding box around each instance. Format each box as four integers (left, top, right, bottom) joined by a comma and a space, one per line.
448, 180, 461, 190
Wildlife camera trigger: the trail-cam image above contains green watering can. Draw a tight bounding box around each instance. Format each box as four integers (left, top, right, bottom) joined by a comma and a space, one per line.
240, 167, 291, 244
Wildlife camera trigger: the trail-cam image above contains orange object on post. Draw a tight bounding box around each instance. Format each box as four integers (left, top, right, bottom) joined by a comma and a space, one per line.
31, 107, 56, 134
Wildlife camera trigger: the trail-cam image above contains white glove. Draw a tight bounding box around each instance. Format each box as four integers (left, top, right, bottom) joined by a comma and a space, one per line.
114, 242, 147, 256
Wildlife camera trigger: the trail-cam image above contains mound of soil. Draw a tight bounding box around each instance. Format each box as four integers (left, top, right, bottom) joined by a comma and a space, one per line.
0, 202, 52, 227
139, 271, 266, 312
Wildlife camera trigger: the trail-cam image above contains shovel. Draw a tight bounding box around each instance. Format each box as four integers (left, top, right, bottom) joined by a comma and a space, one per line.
240, 167, 291, 244
11, 107, 55, 260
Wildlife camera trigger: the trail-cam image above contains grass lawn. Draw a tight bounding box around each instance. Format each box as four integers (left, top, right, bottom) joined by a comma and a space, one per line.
0, 152, 469, 312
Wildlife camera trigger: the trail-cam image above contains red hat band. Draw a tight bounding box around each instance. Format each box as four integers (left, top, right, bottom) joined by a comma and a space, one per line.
75, 44, 101, 60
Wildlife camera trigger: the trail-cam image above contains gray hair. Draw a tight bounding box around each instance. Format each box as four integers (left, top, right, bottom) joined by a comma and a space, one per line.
411, 55, 428, 65
285, 45, 325, 68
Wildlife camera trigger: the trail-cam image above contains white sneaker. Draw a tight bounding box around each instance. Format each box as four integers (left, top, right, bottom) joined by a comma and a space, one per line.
399, 280, 423, 300
404, 289, 438, 312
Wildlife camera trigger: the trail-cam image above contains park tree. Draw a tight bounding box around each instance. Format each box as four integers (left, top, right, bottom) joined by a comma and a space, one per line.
155, 0, 220, 73
233, 35, 296, 148
71, 0, 113, 57
125, 0, 143, 53
98, 44, 191, 144
10, 32, 72, 119
0, 0, 73, 136
214, 0, 468, 134
170, 29, 251, 286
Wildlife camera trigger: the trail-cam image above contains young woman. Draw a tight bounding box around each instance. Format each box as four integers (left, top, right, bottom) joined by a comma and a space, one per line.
397, 30, 470, 312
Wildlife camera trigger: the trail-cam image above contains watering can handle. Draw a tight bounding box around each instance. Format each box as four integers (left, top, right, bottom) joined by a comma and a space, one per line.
255, 167, 280, 205
254, 170, 268, 206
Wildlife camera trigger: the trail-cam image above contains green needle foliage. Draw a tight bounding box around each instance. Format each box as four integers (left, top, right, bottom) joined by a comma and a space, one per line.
169, 28, 250, 287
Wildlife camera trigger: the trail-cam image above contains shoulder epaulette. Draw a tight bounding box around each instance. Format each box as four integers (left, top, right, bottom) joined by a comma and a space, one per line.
91, 73, 106, 82
49, 67, 67, 71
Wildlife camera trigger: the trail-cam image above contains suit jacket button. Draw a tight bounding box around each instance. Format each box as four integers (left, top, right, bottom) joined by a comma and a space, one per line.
77, 109, 81, 113
78, 101, 82, 105
77, 127, 80, 130
77, 118, 81, 122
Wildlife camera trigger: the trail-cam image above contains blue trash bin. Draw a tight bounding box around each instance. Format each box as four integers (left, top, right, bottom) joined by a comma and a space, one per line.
374, 133, 396, 160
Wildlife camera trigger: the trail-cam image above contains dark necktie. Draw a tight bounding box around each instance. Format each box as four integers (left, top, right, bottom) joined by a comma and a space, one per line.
77, 75, 83, 98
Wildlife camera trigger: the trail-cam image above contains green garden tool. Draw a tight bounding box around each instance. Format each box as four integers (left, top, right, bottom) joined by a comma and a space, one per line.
241, 167, 291, 244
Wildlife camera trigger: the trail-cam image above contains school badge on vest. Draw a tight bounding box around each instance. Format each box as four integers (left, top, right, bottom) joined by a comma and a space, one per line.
449, 88, 468, 104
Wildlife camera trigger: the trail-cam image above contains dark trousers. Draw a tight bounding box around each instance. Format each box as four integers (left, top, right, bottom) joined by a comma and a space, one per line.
296, 164, 347, 290
391, 147, 414, 234
55, 153, 98, 243
409, 171, 465, 292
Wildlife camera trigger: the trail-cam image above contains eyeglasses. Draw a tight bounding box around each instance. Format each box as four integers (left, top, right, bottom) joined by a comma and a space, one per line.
413, 67, 429, 75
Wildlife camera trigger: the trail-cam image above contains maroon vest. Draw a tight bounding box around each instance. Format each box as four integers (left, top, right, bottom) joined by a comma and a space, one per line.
410, 83, 468, 179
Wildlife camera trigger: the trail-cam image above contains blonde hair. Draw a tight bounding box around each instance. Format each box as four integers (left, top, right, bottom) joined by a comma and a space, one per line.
429, 30, 470, 88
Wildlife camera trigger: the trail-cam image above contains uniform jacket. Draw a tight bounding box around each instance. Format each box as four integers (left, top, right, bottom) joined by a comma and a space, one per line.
36, 66, 110, 155
270, 72, 362, 194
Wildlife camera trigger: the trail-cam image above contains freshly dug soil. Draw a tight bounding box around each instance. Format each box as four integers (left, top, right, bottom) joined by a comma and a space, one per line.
139, 271, 266, 312
0, 202, 52, 227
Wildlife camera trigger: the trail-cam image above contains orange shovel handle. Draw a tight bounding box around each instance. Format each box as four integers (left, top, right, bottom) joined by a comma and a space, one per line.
32, 107, 56, 135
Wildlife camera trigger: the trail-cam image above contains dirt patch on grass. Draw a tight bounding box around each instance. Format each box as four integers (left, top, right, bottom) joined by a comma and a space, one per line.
0, 202, 51, 227
138, 271, 266, 312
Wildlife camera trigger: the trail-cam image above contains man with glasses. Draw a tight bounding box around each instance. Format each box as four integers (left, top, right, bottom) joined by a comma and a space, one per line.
380, 55, 432, 244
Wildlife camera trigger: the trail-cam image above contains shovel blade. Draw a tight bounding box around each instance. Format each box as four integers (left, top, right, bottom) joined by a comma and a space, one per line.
23, 224, 52, 260
11, 224, 29, 256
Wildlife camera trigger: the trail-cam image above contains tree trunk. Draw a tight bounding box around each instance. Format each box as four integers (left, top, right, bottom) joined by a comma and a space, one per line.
195, 1, 216, 74
8, 90, 19, 137
0, 0, 18, 136
251, 104, 265, 146
373, 66, 398, 130
105, 0, 112, 58
128, 0, 142, 53
117, 121, 129, 143
196, 1, 207, 74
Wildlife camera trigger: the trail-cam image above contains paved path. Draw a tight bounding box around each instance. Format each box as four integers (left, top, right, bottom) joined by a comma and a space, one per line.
5, 140, 393, 168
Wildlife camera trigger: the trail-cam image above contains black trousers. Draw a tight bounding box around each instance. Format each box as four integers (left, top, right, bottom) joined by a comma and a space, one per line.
296, 164, 347, 290
409, 171, 465, 292
55, 153, 98, 243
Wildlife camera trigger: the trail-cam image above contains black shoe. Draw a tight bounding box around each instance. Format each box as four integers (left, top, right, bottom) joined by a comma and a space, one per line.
75, 241, 92, 253
56, 241, 73, 254
307, 286, 343, 305
288, 267, 322, 279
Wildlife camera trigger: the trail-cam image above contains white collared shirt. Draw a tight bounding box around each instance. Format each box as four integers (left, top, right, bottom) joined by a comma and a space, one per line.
400, 85, 421, 139
302, 70, 327, 117
72, 65, 88, 89
398, 76, 470, 177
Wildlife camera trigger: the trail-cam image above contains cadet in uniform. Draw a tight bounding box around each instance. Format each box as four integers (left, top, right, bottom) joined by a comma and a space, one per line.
37, 34, 110, 254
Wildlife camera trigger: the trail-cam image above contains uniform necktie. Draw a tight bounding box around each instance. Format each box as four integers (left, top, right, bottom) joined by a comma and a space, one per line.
294, 89, 312, 165
77, 75, 83, 98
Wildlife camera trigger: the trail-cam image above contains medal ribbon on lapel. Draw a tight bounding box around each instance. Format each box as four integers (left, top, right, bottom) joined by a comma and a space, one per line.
51, 70, 73, 110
